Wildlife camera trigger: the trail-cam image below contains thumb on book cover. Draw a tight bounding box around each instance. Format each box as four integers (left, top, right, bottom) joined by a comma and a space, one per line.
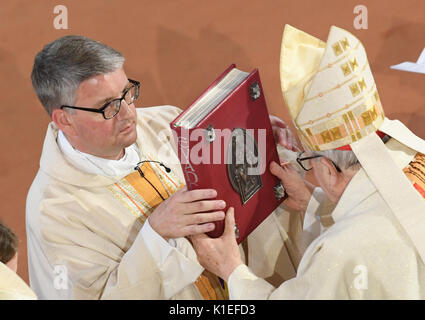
224, 207, 236, 238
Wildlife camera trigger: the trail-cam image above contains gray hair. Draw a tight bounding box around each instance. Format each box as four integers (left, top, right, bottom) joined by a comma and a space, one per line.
312, 149, 361, 171
31, 35, 125, 116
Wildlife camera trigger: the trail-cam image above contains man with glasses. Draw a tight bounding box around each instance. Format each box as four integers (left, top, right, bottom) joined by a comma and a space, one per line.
191, 25, 425, 299
60, 79, 141, 120
26, 35, 303, 299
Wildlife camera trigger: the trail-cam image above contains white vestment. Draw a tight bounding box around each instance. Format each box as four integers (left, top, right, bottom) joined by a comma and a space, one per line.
228, 139, 425, 299
26, 105, 304, 299
0, 262, 37, 300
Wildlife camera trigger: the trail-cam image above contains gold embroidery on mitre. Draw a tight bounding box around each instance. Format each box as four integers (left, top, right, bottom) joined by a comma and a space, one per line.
321, 130, 333, 144
360, 104, 380, 126
330, 127, 343, 140
341, 58, 359, 77
306, 128, 313, 137
299, 90, 384, 150
317, 41, 361, 74
350, 58, 359, 71
358, 78, 367, 91
332, 37, 350, 57
343, 113, 355, 136
289, 29, 384, 151
298, 129, 319, 151
341, 37, 350, 50
304, 62, 369, 103
341, 63, 352, 76
349, 78, 367, 97
361, 110, 373, 126
350, 83, 360, 96
369, 104, 378, 121
351, 113, 360, 131
299, 84, 376, 128
298, 129, 311, 147
374, 90, 380, 102
332, 42, 343, 56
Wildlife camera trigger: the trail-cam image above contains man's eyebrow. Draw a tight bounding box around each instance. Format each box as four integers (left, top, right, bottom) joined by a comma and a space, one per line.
94, 81, 132, 107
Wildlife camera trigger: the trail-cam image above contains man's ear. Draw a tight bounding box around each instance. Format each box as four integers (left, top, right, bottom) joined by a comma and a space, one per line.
320, 157, 339, 185
52, 109, 77, 136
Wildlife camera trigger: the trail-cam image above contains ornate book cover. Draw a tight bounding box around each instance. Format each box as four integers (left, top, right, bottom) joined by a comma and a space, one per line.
170, 64, 286, 243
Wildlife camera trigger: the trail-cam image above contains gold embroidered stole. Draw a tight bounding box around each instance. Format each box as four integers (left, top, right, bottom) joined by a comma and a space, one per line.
403, 153, 425, 199
110, 162, 228, 300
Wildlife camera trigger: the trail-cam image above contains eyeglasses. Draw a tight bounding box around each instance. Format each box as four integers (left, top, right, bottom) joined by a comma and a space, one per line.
296, 151, 342, 172
60, 79, 140, 119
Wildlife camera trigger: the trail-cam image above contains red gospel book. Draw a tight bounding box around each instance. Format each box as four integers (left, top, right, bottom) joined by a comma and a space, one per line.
170, 64, 287, 243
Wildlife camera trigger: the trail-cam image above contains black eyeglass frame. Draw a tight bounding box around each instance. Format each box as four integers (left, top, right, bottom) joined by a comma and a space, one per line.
60, 79, 140, 120
296, 151, 342, 173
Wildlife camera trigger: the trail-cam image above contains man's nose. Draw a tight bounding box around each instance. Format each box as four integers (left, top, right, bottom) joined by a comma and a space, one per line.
116, 100, 133, 120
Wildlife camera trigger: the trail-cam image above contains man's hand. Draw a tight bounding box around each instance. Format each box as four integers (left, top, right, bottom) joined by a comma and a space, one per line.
191, 207, 242, 282
270, 115, 299, 152
270, 161, 313, 212
149, 187, 226, 239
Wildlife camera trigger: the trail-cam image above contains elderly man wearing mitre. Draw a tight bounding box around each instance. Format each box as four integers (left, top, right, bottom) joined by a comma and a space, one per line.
191, 25, 425, 299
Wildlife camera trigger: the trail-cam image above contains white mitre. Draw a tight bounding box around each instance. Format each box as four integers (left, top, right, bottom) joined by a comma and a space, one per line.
280, 25, 425, 264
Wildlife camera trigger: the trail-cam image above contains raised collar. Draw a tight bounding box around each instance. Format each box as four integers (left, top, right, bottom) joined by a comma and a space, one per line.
57, 130, 140, 177
39, 121, 146, 188
330, 168, 378, 222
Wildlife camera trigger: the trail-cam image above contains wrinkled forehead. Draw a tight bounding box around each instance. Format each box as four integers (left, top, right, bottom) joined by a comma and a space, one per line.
74, 68, 128, 106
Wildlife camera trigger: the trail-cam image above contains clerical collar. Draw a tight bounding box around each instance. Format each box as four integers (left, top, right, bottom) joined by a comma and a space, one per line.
57, 130, 140, 177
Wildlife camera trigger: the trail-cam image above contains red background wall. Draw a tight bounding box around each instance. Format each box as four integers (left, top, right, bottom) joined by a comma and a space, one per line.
0, 0, 424, 284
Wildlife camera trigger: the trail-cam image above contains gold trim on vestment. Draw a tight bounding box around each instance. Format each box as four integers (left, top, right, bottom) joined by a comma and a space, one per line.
107, 163, 224, 300
403, 153, 425, 200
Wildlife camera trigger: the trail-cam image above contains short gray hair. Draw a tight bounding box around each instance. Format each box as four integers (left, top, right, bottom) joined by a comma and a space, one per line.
31, 35, 125, 116
312, 149, 361, 171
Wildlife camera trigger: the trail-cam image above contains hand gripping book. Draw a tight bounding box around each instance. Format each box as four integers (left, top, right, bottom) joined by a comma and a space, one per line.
170, 64, 287, 243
